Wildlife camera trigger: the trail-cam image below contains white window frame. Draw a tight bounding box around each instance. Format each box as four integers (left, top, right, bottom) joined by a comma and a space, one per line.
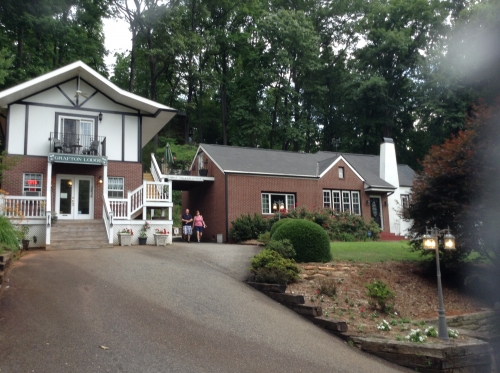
401, 194, 410, 208
59, 116, 95, 148
323, 189, 361, 215
342, 191, 351, 212
323, 190, 331, 208
351, 191, 361, 215
332, 190, 341, 211
108, 177, 124, 198
23, 173, 43, 196
338, 167, 344, 179
261, 193, 296, 215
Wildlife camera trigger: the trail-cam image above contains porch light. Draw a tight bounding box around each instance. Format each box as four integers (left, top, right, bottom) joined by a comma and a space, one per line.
68, 180, 72, 186
273, 201, 285, 220
422, 225, 456, 341
98, 112, 103, 122
98, 176, 103, 184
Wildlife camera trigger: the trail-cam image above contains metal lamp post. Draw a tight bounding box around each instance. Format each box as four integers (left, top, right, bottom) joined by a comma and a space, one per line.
422, 225, 456, 341
272, 200, 285, 220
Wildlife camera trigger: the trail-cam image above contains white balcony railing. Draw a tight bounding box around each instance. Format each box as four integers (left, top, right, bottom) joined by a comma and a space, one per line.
2, 196, 47, 218
109, 181, 171, 220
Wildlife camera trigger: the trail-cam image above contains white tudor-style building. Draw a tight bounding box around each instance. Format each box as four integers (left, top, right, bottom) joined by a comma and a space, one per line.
0, 61, 177, 248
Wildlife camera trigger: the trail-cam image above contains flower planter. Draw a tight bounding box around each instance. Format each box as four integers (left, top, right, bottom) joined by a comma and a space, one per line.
199, 169, 208, 176
154, 234, 169, 246
118, 233, 132, 246
21, 239, 30, 251
138, 236, 147, 245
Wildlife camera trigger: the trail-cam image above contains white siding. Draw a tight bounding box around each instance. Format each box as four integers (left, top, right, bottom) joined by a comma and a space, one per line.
26, 87, 73, 107
8, 104, 26, 154
82, 92, 137, 113
124, 116, 138, 162
98, 113, 123, 161
27, 105, 53, 156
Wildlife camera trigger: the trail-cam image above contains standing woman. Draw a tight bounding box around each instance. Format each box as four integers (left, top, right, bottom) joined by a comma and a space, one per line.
192, 210, 207, 243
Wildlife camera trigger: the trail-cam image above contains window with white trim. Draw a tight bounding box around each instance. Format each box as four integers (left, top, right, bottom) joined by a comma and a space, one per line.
108, 177, 124, 198
58, 116, 95, 150
261, 193, 296, 214
342, 191, 351, 212
323, 189, 362, 215
338, 167, 344, 179
323, 191, 331, 208
351, 191, 361, 215
401, 194, 410, 208
23, 173, 43, 196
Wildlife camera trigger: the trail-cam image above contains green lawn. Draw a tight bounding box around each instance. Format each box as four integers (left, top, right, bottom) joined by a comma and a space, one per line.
330, 241, 428, 263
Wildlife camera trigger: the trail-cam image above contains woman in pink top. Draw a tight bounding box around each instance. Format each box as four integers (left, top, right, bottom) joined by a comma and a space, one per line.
192, 210, 207, 242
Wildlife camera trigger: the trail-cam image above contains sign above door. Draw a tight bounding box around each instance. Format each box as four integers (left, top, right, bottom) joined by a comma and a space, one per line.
48, 153, 107, 165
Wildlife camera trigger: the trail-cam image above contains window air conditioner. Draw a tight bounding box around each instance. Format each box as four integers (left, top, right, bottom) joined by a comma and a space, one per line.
23, 191, 41, 197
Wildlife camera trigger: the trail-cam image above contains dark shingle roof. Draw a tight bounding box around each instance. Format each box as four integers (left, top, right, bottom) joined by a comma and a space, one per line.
199, 144, 414, 189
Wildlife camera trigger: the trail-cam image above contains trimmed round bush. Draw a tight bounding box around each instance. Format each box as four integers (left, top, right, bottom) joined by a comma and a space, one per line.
273, 219, 332, 263
269, 218, 293, 237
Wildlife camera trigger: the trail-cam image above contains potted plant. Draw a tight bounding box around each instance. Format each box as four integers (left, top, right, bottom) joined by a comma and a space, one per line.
138, 221, 150, 245
118, 228, 134, 246
51, 212, 58, 225
19, 225, 30, 251
154, 228, 170, 246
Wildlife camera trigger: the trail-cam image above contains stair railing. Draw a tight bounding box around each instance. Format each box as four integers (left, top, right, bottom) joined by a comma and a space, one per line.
150, 153, 164, 182
103, 194, 114, 243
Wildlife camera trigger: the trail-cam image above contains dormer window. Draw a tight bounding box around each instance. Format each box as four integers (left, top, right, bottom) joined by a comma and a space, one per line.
338, 167, 344, 179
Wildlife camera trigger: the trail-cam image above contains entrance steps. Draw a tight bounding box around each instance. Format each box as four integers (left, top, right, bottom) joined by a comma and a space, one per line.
380, 232, 407, 241
47, 220, 113, 250
143, 172, 154, 182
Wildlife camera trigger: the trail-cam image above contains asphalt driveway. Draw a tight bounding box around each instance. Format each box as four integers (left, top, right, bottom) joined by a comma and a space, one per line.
0, 242, 410, 373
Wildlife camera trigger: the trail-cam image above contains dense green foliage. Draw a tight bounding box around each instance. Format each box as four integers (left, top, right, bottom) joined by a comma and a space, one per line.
265, 239, 295, 259
407, 101, 500, 273
269, 218, 292, 238
229, 213, 269, 243
1, 0, 498, 172
0, 216, 22, 252
284, 207, 381, 241
365, 280, 395, 313
273, 219, 332, 263
250, 249, 300, 285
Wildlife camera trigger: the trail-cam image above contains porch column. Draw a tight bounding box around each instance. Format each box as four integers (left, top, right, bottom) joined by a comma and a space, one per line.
103, 163, 108, 198
46, 162, 52, 245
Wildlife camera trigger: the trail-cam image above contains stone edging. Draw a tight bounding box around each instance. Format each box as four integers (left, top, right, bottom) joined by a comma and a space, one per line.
247, 281, 496, 373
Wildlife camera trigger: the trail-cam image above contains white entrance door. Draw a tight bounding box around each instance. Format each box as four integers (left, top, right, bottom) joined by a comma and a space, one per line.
56, 175, 94, 219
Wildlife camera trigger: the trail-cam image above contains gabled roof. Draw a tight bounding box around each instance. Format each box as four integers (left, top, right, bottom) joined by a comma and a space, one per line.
198, 144, 414, 191
0, 61, 177, 147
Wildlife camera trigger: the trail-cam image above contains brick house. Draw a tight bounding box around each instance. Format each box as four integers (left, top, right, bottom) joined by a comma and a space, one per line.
0, 61, 176, 247
182, 140, 414, 242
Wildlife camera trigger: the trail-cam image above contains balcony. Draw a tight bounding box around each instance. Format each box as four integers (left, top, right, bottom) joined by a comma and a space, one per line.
49, 132, 106, 156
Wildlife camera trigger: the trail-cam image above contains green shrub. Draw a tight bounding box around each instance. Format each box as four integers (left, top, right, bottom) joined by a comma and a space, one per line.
265, 239, 295, 259
250, 249, 300, 284
257, 231, 271, 245
269, 218, 292, 237
318, 278, 337, 297
273, 219, 332, 262
229, 213, 269, 242
0, 216, 21, 252
338, 232, 356, 242
365, 280, 395, 313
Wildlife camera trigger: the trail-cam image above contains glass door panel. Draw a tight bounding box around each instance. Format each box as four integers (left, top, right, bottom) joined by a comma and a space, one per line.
77, 179, 90, 216
59, 179, 73, 217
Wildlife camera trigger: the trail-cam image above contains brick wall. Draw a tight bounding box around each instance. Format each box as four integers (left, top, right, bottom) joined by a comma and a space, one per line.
1, 155, 142, 220
183, 155, 391, 242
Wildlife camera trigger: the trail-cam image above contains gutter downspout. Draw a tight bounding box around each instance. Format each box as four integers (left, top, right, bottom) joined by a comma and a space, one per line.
225, 173, 229, 242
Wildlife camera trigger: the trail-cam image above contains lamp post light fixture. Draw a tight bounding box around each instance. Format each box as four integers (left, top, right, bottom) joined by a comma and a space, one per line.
422, 225, 456, 341
272, 200, 285, 220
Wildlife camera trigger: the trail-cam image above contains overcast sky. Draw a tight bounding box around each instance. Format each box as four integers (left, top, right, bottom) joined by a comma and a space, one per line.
103, 17, 131, 71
